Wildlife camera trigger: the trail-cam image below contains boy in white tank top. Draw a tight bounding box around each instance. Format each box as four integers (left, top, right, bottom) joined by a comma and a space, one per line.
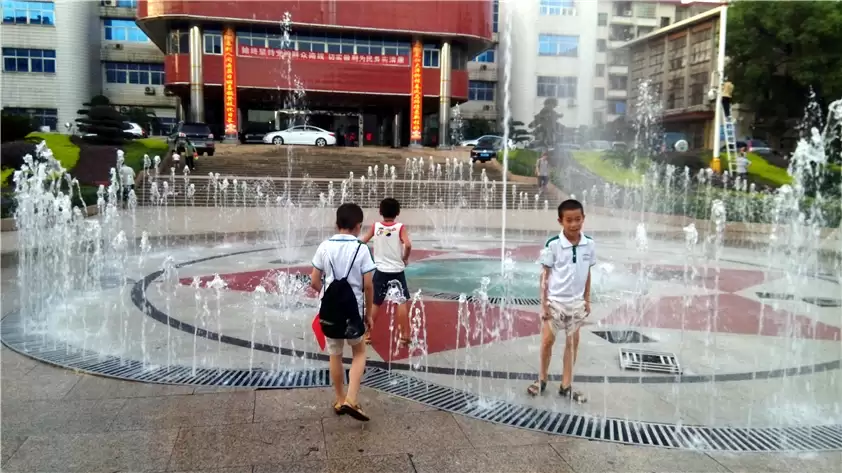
360, 198, 412, 346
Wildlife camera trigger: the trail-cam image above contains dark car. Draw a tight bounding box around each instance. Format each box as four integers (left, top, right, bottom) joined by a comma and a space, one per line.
471, 136, 503, 163
169, 122, 215, 156
722, 139, 774, 156
239, 122, 274, 144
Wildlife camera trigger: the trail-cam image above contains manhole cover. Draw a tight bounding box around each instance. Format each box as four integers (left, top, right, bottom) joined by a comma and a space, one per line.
802, 297, 842, 308
619, 348, 681, 375
756, 292, 795, 301
592, 330, 654, 344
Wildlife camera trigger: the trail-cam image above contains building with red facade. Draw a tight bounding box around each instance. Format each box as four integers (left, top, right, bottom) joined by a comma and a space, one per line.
136, 0, 494, 147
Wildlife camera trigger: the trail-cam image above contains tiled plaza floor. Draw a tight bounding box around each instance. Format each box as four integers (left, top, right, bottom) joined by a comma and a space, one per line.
2, 347, 840, 473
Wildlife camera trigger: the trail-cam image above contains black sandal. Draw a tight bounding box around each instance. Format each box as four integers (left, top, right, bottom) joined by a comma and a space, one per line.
333, 402, 344, 416
559, 385, 587, 403
339, 402, 370, 422
526, 380, 547, 397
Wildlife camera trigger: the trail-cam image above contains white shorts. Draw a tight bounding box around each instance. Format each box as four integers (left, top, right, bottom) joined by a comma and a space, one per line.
544, 300, 587, 336
325, 336, 364, 356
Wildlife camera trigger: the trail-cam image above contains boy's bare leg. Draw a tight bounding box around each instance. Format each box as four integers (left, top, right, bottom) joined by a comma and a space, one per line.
539, 321, 556, 382
572, 328, 581, 365
329, 354, 345, 405
365, 305, 380, 343
561, 328, 580, 388
398, 302, 410, 340
344, 341, 367, 406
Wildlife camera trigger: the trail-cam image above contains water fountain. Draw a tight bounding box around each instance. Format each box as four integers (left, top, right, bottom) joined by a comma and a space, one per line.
2, 9, 841, 455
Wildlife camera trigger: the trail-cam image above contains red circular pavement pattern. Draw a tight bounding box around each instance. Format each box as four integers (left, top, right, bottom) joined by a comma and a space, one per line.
180, 245, 841, 362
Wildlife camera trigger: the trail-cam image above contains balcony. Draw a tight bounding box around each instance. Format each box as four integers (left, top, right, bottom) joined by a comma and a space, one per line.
99, 4, 135, 19
608, 64, 628, 75
100, 42, 165, 63
468, 62, 498, 82
607, 88, 628, 99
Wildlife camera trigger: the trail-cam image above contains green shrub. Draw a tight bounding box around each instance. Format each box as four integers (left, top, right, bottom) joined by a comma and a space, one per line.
496, 149, 540, 177
0, 111, 36, 143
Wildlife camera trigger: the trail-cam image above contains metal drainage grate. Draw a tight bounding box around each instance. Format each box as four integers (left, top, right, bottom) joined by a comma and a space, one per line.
1, 312, 336, 389
619, 348, 682, 375
756, 292, 795, 301
592, 330, 654, 344
5, 311, 842, 452
802, 297, 842, 308
426, 292, 541, 306
362, 367, 842, 452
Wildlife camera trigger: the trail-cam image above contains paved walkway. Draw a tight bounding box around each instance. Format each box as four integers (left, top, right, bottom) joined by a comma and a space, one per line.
2, 347, 839, 473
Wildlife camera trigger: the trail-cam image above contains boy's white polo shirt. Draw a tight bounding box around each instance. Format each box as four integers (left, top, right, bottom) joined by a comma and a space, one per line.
539, 232, 596, 303
312, 234, 376, 312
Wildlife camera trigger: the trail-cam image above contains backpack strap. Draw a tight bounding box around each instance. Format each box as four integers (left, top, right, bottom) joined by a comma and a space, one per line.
345, 243, 362, 279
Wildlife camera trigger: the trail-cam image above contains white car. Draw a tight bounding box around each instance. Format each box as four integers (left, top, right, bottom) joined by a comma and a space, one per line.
263, 125, 336, 146
124, 122, 146, 138
460, 135, 513, 148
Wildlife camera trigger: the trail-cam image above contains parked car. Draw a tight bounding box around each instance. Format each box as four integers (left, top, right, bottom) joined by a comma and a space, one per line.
470, 136, 503, 163
263, 125, 336, 146
722, 138, 774, 156
239, 122, 274, 144
169, 122, 215, 156
461, 135, 513, 148
125, 122, 146, 138
585, 140, 612, 150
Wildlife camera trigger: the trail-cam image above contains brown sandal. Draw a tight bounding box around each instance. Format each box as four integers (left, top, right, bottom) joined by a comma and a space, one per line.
333, 402, 344, 416
364, 332, 372, 345
339, 402, 370, 422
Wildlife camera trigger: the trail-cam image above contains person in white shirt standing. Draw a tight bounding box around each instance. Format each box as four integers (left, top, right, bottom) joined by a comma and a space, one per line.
535, 151, 550, 193
310, 203, 376, 421
528, 199, 595, 403
360, 198, 412, 347
736, 146, 751, 182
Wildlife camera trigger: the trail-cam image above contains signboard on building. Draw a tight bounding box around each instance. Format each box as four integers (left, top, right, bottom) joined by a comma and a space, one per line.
239, 46, 408, 66
409, 40, 423, 143
223, 28, 238, 138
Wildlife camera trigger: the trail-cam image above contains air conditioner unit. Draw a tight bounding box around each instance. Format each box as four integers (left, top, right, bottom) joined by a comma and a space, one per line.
119, 106, 129, 113
113, 43, 124, 50
144, 86, 156, 96
164, 88, 175, 97
102, 0, 117, 6
480, 64, 488, 71
483, 105, 493, 111
567, 98, 577, 107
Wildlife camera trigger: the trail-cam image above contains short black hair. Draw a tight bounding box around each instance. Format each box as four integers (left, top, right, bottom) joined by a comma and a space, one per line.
558, 199, 584, 217
379, 198, 401, 219
336, 203, 364, 230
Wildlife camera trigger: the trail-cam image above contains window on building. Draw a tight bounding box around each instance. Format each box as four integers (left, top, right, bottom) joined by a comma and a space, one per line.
594, 87, 605, 100
109, 0, 138, 7
595, 63, 605, 77
637, 26, 654, 38
383, 40, 410, 57
423, 46, 440, 67
609, 75, 628, 90
2, 1, 55, 25
537, 76, 577, 99
104, 62, 164, 85
597, 13, 608, 26
660, 17, 671, 28
204, 32, 222, 54
469, 80, 495, 101
593, 111, 604, 125
474, 49, 495, 63
167, 30, 189, 54
3, 107, 58, 130
2, 48, 55, 73
104, 19, 149, 42
493, 0, 499, 33
538, 34, 578, 57
635, 3, 656, 19
609, 100, 627, 115
540, 0, 575, 16
597, 39, 606, 52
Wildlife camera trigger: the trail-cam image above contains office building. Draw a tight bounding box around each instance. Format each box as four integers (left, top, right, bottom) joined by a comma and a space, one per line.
1, 0, 177, 133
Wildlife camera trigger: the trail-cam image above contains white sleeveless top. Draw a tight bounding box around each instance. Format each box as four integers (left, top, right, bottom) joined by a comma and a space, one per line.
372, 221, 406, 273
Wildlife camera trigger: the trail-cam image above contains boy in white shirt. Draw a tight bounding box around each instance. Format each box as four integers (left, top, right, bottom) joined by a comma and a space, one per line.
736, 147, 750, 181
310, 203, 376, 421
528, 199, 595, 403
360, 198, 412, 346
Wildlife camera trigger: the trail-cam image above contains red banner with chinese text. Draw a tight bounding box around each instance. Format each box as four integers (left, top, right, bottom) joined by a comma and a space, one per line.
223, 28, 237, 137
239, 45, 409, 66
409, 41, 423, 142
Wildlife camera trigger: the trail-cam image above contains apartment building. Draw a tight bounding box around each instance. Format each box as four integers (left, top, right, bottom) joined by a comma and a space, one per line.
1, 0, 176, 134
456, 0, 499, 130
496, 0, 718, 135
622, 6, 729, 149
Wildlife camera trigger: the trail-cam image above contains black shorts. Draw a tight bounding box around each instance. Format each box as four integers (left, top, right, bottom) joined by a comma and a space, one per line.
372, 270, 411, 305
538, 176, 549, 187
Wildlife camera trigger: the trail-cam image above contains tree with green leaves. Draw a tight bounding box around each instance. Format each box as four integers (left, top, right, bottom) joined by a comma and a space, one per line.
76, 95, 132, 143
529, 98, 564, 147
462, 118, 497, 140
726, 1, 842, 139
505, 118, 530, 143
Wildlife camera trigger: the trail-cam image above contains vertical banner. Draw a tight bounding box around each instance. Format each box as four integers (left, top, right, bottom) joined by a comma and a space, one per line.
409, 39, 423, 145
222, 27, 238, 140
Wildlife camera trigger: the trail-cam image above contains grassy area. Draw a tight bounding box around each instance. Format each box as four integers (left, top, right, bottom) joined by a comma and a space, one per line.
27, 132, 80, 170
571, 151, 645, 186
123, 137, 168, 171
717, 152, 793, 187
496, 149, 540, 176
